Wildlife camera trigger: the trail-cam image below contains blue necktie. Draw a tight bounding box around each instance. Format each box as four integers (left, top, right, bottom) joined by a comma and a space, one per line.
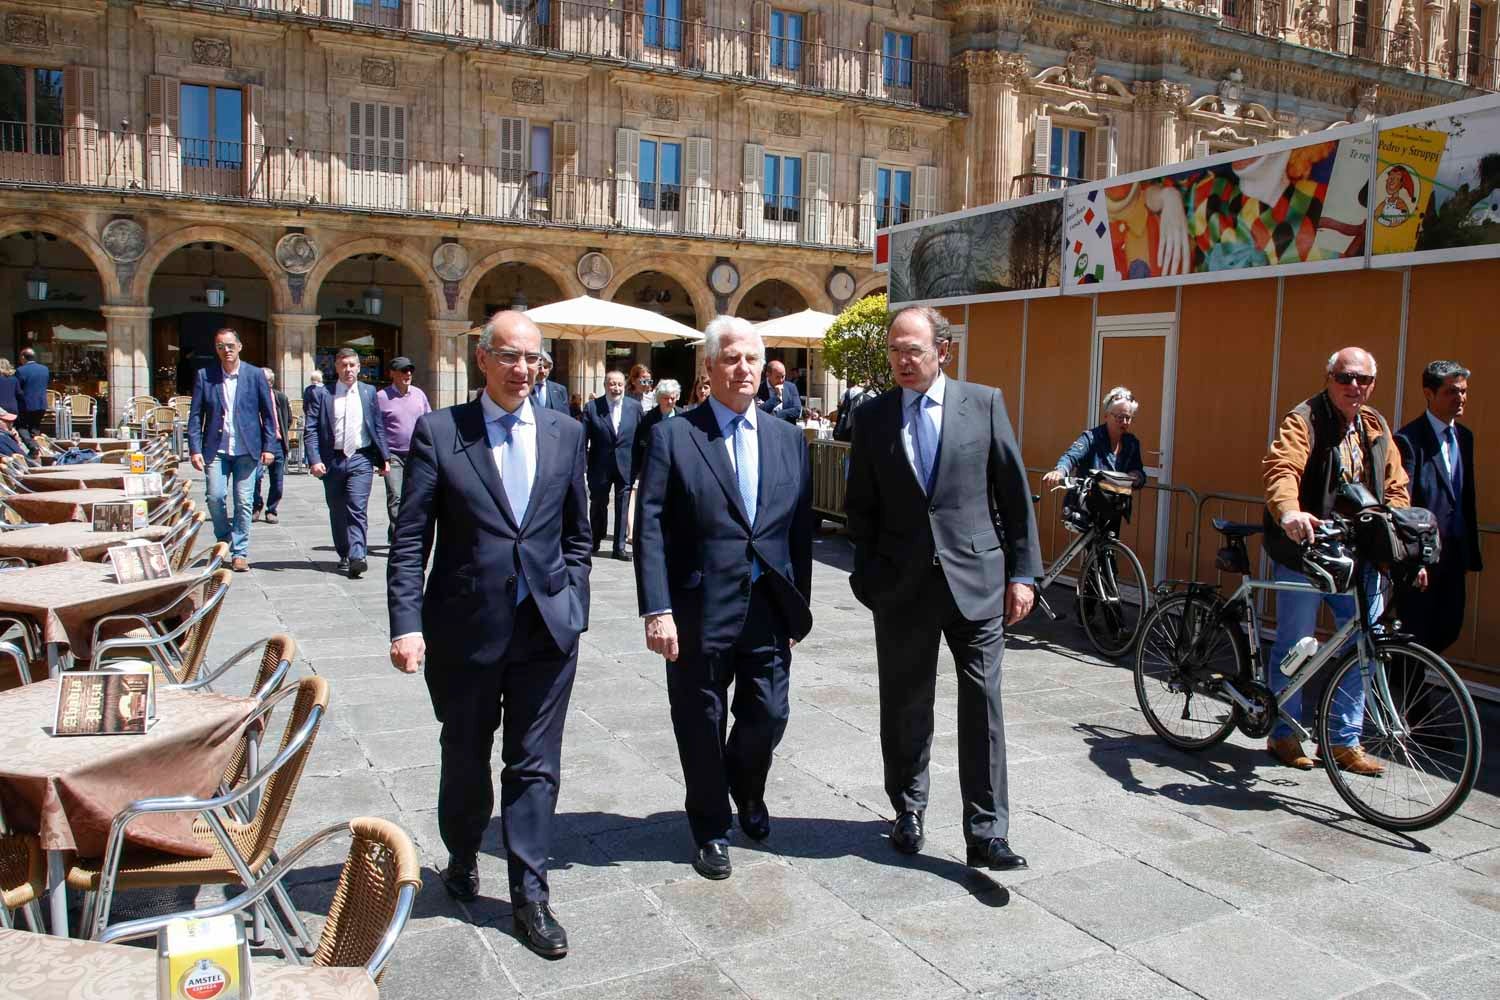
910, 394, 935, 495
497, 412, 530, 604
533, 381, 546, 408
1446, 426, 1462, 498
731, 415, 761, 582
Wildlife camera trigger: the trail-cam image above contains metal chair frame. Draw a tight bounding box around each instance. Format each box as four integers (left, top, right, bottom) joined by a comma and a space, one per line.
87, 569, 233, 684
0, 805, 46, 933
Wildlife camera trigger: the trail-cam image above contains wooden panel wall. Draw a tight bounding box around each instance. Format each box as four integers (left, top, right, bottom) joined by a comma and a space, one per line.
1276, 269, 1405, 417
963, 301, 1024, 426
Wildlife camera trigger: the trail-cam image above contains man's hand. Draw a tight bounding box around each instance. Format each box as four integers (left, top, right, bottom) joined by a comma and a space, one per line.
645, 612, 679, 662
1280, 510, 1322, 545
260, 451, 275, 467
310, 462, 327, 479
190, 453, 205, 473
1004, 582, 1035, 627
390, 634, 425, 674
378, 462, 390, 477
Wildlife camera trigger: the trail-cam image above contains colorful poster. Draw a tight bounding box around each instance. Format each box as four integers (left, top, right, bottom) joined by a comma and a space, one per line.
888, 194, 1062, 305
1066, 189, 1120, 285
1376, 101, 1500, 257
1371, 126, 1447, 254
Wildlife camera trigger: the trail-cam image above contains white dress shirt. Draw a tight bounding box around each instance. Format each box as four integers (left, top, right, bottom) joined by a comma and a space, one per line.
219, 366, 242, 457
333, 381, 372, 457
609, 395, 623, 435
899, 371, 946, 477
481, 392, 538, 502
1426, 409, 1460, 484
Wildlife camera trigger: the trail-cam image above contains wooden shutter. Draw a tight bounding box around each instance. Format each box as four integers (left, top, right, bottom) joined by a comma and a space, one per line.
683, 136, 712, 233
63, 66, 99, 184
913, 164, 938, 219
742, 142, 766, 238
912, 31, 928, 103
551, 119, 578, 222
1191, 137, 1210, 161
803, 151, 831, 244
498, 116, 526, 217
866, 21, 884, 97
1031, 113, 1051, 193
802, 12, 822, 86
327, 0, 352, 17
858, 155, 876, 246
750, 1, 769, 77
1092, 124, 1117, 180
147, 74, 181, 192
684, 0, 706, 68
615, 127, 641, 228
622, 0, 643, 60
243, 83, 266, 198
405, 0, 428, 31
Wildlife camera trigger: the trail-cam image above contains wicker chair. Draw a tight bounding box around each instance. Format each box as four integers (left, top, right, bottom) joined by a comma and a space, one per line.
0, 814, 45, 932
163, 510, 207, 571
88, 568, 234, 685
67, 395, 98, 439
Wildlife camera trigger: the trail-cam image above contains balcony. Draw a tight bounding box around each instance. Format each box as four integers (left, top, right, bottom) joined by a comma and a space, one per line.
0, 124, 921, 252
144, 0, 967, 114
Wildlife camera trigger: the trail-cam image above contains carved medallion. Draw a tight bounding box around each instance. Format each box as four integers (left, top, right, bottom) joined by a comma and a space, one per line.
1063, 34, 1097, 90
653, 95, 680, 121
432, 242, 470, 283
577, 252, 613, 291
513, 77, 544, 105
774, 112, 800, 137
3, 13, 47, 48
275, 234, 319, 275
192, 37, 231, 68
100, 219, 146, 264
361, 57, 397, 88
887, 126, 911, 151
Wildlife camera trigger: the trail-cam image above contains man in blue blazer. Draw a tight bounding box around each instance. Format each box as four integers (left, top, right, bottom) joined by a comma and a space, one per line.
581, 370, 639, 560
14, 347, 51, 453
757, 360, 803, 422
1396, 360, 1482, 654
305, 348, 389, 579
634, 315, 813, 881
387, 310, 591, 958
187, 328, 278, 572
530, 351, 570, 413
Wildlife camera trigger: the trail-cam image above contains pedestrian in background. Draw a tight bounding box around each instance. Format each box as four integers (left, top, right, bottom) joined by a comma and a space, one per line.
581, 371, 639, 561
306, 348, 389, 578
626, 363, 653, 410
531, 351, 569, 412
15, 347, 50, 454
0, 359, 19, 421
682, 375, 711, 413
376, 357, 431, 547
253, 367, 292, 524
633, 377, 680, 477
301, 369, 324, 413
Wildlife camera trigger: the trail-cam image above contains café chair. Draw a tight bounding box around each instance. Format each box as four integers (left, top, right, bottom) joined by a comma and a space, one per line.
0, 498, 41, 530
88, 568, 233, 685
162, 511, 207, 571
0, 808, 45, 933
71, 675, 332, 953
184, 541, 229, 576
99, 816, 420, 983
68, 395, 98, 439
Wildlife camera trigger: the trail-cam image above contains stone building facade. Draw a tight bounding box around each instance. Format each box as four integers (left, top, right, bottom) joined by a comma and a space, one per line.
0, 0, 1485, 418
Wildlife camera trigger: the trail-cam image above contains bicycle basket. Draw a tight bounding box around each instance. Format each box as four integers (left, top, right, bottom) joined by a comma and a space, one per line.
1352, 505, 1442, 570
1061, 485, 1091, 533
1085, 471, 1134, 522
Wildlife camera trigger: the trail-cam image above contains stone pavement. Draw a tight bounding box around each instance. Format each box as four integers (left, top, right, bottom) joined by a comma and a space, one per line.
162, 468, 1499, 999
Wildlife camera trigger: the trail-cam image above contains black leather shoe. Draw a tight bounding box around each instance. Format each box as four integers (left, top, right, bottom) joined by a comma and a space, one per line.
611, 551, 632, 562
336, 558, 350, 573
737, 799, 770, 841
890, 811, 924, 854
441, 856, 479, 902
693, 842, 732, 880
348, 557, 367, 579
512, 900, 568, 958
966, 837, 1028, 871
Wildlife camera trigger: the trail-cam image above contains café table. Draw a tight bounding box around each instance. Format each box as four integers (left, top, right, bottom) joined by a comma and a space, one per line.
0, 680, 257, 936
0, 928, 378, 998
6, 490, 168, 526
17, 467, 137, 492
64, 438, 137, 453
0, 523, 173, 566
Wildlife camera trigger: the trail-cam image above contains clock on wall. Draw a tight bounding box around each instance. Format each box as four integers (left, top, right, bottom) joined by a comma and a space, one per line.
827, 269, 855, 302
709, 261, 740, 296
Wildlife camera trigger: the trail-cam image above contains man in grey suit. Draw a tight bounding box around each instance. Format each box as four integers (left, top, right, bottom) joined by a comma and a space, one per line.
531, 351, 570, 412
845, 306, 1041, 871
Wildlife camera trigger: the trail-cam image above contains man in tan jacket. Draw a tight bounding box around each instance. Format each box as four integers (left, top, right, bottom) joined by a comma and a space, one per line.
1261, 346, 1408, 775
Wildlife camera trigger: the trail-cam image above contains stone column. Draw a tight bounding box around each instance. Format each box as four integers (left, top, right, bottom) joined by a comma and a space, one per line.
269, 313, 320, 399
959, 52, 1032, 206
1133, 81, 1191, 170
427, 318, 473, 408
100, 304, 153, 425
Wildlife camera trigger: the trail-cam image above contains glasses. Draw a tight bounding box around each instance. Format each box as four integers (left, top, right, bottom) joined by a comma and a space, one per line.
214, 343, 239, 352
486, 349, 542, 368
1107, 411, 1135, 422
639, 378, 654, 386
1331, 371, 1376, 387
887, 345, 934, 361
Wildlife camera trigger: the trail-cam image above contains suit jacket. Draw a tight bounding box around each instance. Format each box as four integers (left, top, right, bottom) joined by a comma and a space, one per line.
301, 384, 322, 414
530, 379, 569, 413
303, 382, 390, 467
270, 390, 292, 448
845, 380, 1042, 621
186, 364, 279, 459
581, 395, 640, 488
1396, 414, 1482, 572
15, 362, 49, 413
387, 399, 592, 693
634, 403, 814, 655
0, 374, 19, 416
632, 406, 678, 480
1056, 425, 1148, 488
758, 380, 803, 422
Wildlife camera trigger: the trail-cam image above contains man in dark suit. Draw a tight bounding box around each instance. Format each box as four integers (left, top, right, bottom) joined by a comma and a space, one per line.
253, 367, 293, 524
631, 377, 680, 477
581, 370, 639, 561
388, 310, 590, 958
301, 369, 324, 413
1396, 360, 1481, 654
530, 351, 570, 413
15, 347, 51, 453
186, 328, 278, 573
305, 348, 389, 579
634, 316, 813, 880
757, 360, 802, 422
845, 306, 1041, 872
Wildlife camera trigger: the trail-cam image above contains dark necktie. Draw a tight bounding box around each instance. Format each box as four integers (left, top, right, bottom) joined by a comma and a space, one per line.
1446, 426, 1463, 498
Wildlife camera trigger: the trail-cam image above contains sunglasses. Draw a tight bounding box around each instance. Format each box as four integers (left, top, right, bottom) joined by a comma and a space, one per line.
1331, 372, 1375, 387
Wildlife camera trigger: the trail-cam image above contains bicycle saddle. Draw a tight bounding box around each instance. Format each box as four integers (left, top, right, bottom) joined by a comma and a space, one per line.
1212, 518, 1264, 538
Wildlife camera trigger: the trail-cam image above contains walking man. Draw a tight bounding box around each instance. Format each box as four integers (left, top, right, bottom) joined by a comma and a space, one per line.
301, 369, 324, 412
581, 370, 639, 560
388, 310, 591, 957
253, 367, 292, 524
187, 328, 278, 572
376, 357, 431, 547
531, 351, 569, 412
845, 306, 1041, 871
15, 347, 50, 454
305, 348, 388, 578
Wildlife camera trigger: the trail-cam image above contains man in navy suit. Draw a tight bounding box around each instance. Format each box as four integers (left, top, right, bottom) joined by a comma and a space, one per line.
388, 310, 590, 958
187, 328, 278, 572
634, 315, 813, 880
305, 348, 389, 578
301, 369, 324, 413
1396, 360, 1481, 654
14, 347, 51, 454
530, 351, 570, 413
757, 360, 802, 422
581, 370, 639, 560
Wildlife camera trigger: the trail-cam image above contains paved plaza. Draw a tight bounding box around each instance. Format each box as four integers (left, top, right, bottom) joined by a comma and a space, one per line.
168, 469, 1500, 999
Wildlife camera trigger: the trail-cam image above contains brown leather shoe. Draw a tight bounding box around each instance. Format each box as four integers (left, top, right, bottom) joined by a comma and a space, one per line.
1267, 736, 1315, 770
1329, 745, 1386, 776
232, 557, 249, 573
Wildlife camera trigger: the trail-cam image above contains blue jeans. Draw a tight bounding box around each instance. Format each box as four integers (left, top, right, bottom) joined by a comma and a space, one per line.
254, 452, 286, 514
1267, 563, 1382, 746
206, 453, 258, 559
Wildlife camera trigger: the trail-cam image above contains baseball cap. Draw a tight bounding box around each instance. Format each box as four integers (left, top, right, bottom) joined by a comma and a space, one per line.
389, 357, 415, 372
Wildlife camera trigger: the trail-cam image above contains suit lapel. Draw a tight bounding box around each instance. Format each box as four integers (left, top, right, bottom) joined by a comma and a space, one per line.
455, 400, 519, 530
1420, 417, 1458, 502
518, 409, 559, 533
930, 379, 966, 497
754, 413, 778, 529
687, 406, 752, 530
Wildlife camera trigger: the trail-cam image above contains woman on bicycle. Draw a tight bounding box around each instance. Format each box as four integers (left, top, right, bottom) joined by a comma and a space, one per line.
1043, 386, 1148, 488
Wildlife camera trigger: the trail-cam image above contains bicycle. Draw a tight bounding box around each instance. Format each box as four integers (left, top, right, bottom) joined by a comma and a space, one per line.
1032, 470, 1151, 658
1132, 515, 1481, 831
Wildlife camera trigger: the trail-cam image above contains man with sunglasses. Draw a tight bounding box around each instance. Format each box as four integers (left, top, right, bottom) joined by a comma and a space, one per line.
1261, 347, 1409, 775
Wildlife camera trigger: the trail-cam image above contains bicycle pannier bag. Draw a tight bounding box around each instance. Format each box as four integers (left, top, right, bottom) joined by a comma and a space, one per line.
1352, 506, 1441, 570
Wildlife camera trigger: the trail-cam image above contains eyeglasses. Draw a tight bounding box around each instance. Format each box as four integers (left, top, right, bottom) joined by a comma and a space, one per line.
214, 343, 239, 352
485, 349, 542, 368
887, 345, 934, 361
639, 378, 654, 386
1331, 371, 1376, 387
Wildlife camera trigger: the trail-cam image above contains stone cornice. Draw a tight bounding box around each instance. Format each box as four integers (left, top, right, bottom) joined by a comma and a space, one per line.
135, 6, 285, 40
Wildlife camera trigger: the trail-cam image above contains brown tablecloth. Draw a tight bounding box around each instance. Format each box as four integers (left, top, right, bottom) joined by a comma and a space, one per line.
66, 438, 137, 453
0, 524, 174, 566
0, 562, 196, 656
0, 928, 378, 999
0, 681, 256, 856
18, 467, 134, 491
7, 490, 166, 526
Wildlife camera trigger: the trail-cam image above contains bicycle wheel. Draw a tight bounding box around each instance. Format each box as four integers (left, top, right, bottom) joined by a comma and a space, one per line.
1134, 592, 1244, 750
1078, 538, 1151, 658
1319, 640, 1481, 831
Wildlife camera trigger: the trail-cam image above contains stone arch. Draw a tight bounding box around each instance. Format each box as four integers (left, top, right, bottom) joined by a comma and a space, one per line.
602, 256, 713, 328
726, 263, 827, 316
853, 273, 888, 301
303, 237, 447, 318
129, 224, 290, 311
456, 246, 581, 315
0, 212, 123, 301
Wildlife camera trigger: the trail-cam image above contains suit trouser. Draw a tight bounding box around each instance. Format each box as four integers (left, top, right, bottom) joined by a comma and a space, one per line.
321, 448, 376, 561
873, 563, 1010, 844
434, 596, 577, 903
253, 452, 285, 514
666, 578, 791, 846
383, 452, 408, 546
1397, 546, 1467, 655
588, 474, 631, 554
16, 410, 43, 454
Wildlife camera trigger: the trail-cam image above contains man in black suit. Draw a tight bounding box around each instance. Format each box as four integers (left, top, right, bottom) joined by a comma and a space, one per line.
757, 360, 802, 422
1396, 360, 1481, 654
387, 310, 591, 958
253, 367, 293, 524
581, 370, 639, 561
530, 351, 570, 412
631, 377, 680, 477
634, 316, 813, 880
305, 349, 389, 579
301, 369, 324, 413
845, 306, 1041, 872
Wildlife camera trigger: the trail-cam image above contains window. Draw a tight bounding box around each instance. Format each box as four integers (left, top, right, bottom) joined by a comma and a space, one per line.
645, 0, 683, 50
353, 0, 403, 28
876, 166, 911, 229
1468, 2, 1488, 81
771, 11, 804, 70
0, 65, 63, 155
883, 31, 914, 88
763, 153, 801, 223
181, 84, 243, 170
639, 138, 682, 212
1049, 126, 1087, 187
530, 123, 551, 198
1352, 0, 1370, 48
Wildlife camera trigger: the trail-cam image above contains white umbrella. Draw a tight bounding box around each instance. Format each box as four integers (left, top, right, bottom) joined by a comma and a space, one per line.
752, 308, 836, 348
502, 295, 702, 344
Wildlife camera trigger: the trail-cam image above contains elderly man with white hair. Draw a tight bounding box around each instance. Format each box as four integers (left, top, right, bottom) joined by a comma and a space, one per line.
632, 377, 680, 476
633, 316, 813, 881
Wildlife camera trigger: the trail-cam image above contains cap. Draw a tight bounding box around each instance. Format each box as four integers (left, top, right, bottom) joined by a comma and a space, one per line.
389, 356, 415, 372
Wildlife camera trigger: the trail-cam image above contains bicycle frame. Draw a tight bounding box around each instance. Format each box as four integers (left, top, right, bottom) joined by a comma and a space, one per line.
1037, 524, 1098, 592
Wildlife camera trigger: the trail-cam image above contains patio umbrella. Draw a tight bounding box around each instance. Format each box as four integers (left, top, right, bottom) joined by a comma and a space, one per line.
502, 295, 703, 344
752, 308, 837, 348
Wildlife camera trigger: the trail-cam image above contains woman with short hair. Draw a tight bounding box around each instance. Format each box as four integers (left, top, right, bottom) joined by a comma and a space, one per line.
1043, 386, 1147, 488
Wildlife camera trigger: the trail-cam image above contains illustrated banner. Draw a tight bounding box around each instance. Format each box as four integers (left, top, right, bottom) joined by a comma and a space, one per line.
887, 193, 1063, 305
1373, 102, 1500, 257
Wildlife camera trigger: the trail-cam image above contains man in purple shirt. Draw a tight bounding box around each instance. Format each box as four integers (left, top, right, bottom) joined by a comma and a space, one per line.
376, 356, 432, 546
